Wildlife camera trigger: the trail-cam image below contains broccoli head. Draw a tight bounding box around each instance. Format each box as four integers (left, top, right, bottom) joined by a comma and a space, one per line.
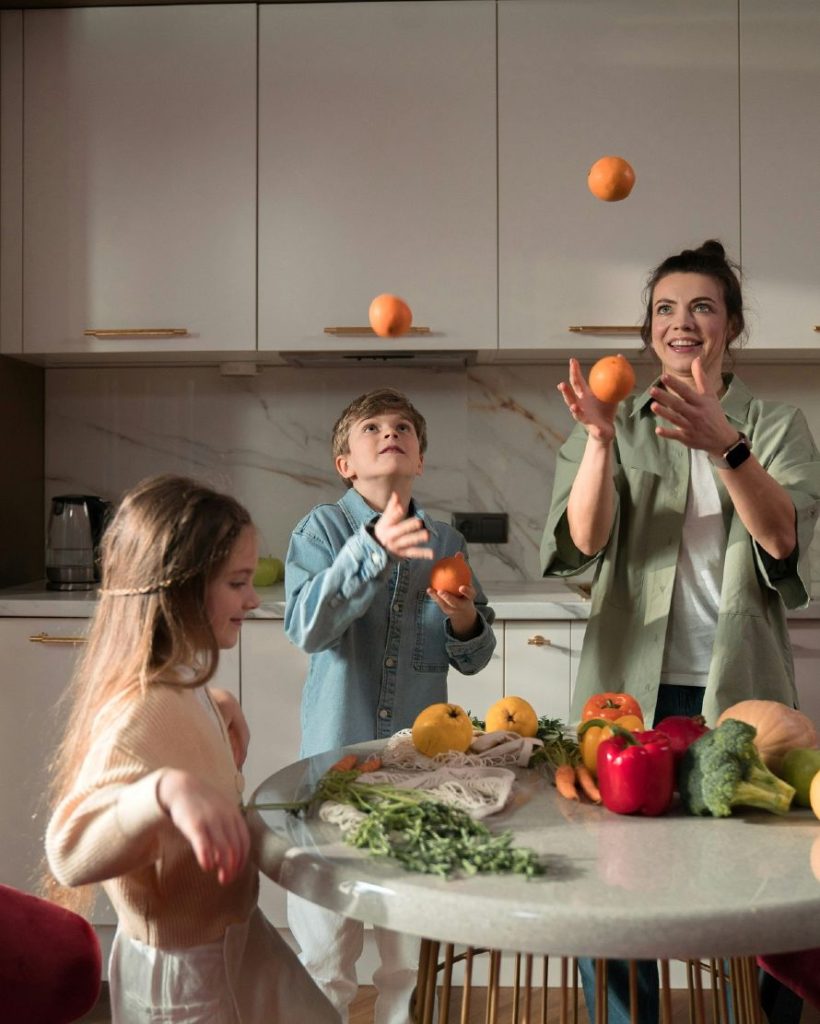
677, 718, 795, 817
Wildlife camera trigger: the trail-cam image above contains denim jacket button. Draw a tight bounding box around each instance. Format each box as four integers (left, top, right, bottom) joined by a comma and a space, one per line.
385, 657, 396, 668
378, 708, 390, 719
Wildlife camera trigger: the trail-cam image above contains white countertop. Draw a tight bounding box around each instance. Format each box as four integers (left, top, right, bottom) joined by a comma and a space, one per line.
0, 579, 592, 620
2, 579, 818, 621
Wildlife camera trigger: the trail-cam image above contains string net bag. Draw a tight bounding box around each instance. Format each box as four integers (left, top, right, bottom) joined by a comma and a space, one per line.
382, 728, 543, 771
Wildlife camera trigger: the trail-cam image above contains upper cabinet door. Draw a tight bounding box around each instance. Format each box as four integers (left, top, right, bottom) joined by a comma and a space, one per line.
740, 1, 820, 351
257, 1, 497, 353
23, 6, 256, 355
498, 1, 740, 352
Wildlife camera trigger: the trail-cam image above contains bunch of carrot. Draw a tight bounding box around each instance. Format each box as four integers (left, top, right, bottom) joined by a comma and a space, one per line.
328, 752, 383, 774
532, 717, 601, 804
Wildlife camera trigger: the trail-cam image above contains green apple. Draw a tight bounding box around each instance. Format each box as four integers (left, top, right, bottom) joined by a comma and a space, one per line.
253, 556, 284, 588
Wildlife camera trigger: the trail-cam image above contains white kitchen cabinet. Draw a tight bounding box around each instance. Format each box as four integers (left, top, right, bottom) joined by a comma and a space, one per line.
257, 1, 497, 353
502, 621, 573, 722
789, 620, 820, 729
448, 625, 504, 723
497, 0, 740, 351
240, 619, 308, 927
739, 1, 820, 351
16, 5, 256, 356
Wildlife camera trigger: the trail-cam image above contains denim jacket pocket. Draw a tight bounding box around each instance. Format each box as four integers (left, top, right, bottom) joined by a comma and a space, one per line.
412, 594, 449, 673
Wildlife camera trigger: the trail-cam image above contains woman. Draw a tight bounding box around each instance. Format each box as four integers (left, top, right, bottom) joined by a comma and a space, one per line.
541, 240, 820, 1024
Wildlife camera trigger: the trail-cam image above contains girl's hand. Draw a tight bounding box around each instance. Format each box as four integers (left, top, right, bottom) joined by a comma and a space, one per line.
426, 555, 481, 639
557, 358, 617, 443
208, 687, 250, 769
374, 491, 433, 560
650, 357, 738, 455
157, 770, 250, 886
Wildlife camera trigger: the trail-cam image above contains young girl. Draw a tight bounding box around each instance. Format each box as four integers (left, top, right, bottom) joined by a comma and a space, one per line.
45, 475, 339, 1024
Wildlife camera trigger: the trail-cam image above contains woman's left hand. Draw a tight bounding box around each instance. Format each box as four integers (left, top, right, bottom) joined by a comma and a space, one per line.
650, 357, 738, 456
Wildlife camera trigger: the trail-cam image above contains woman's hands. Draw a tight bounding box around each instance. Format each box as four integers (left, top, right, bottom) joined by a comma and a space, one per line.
558, 358, 618, 443
157, 769, 250, 886
650, 357, 737, 455
426, 552, 481, 640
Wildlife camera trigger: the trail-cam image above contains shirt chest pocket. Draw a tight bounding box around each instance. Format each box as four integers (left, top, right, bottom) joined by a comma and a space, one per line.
412, 594, 449, 673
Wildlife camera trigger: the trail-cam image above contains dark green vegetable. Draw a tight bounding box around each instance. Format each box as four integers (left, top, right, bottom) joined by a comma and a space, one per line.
678, 719, 796, 817
253, 768, 544, 879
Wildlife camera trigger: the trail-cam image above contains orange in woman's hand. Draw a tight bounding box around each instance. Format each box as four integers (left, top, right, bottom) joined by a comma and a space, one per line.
429, 555, 472, 593
588, 354, 636, 404
369, 294, 413, 338
587, 156, 636, 202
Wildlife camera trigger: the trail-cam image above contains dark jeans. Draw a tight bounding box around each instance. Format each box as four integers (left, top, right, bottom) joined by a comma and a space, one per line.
578, 684, 803, 1024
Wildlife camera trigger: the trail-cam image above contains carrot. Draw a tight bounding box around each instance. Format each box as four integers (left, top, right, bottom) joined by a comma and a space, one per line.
329, 753, 359, 773
554, 763, 579, 801
575, 763, 601, 803
357, 755, 383, 773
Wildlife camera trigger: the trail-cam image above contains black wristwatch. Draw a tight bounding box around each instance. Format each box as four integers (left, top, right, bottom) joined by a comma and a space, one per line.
709, 432, 751, 470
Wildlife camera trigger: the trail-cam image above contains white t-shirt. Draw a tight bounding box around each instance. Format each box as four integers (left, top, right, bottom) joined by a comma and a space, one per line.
660, 448, 727, 687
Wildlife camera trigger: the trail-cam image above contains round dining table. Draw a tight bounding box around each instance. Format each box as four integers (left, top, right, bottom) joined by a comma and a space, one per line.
247, 740, 820, 1024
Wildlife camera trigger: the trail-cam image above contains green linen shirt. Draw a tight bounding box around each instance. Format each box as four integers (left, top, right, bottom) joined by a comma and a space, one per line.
541, 374, 820, 727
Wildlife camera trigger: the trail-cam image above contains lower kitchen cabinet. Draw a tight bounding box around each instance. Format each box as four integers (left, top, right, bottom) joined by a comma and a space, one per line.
0, 615, 238, 931
502, 621, 574, 722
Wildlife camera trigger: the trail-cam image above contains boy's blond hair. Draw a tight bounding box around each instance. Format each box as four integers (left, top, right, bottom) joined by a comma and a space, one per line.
332, 388, 428, 486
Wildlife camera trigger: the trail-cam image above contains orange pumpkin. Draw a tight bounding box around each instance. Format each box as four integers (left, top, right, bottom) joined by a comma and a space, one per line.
429, 555, 472, 594
368, 293, 413, 338
587, 156, 636, 202
588, 354, 636, 404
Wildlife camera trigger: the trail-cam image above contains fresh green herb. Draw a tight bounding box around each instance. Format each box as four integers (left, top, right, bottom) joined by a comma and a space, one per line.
252, 769, 544, 879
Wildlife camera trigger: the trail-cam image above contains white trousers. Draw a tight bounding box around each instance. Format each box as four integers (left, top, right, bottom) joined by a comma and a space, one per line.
287, 893, 420, 1024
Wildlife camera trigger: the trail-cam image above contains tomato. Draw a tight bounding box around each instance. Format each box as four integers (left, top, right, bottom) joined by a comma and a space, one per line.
581, 692, 643, 723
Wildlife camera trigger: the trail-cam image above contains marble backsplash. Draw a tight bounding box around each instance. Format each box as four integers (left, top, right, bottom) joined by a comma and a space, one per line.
45, 359, 820, 589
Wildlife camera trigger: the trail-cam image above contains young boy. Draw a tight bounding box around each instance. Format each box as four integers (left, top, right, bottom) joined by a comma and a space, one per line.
284, 387, 496, 1024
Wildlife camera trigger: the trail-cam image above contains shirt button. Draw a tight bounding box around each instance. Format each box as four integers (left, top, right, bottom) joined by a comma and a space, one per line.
371, 552, 381, 564
379, 708, 390, 719
393, 603, 402, 613
385, 657, 396, 668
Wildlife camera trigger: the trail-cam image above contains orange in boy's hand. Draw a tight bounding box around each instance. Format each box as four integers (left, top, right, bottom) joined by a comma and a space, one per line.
587, 155, 636, 202
429, 555, 472, 594
588, 354, 636, 404
369, 293, 413, 338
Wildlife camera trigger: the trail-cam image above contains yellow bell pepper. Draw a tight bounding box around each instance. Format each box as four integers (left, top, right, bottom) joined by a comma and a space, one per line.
578, 714, 644, 777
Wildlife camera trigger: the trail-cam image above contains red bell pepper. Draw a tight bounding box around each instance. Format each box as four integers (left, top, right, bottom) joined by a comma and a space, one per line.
596, 727, 674, 816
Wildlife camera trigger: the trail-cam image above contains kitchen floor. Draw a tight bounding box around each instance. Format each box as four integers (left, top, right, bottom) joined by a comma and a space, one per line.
77, 982, 820, 1023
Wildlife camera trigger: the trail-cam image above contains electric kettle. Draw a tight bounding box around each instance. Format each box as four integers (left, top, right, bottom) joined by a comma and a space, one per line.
45, 495, 110, 591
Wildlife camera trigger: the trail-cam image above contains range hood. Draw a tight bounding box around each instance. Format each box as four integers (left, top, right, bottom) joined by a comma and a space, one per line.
278, 350, 475, 369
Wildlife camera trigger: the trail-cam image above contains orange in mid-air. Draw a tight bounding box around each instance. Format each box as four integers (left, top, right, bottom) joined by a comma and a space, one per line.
588, 354, 636, 404
368, 293, 413, 338
429, 555, 472, 594
587, 156, 636, 202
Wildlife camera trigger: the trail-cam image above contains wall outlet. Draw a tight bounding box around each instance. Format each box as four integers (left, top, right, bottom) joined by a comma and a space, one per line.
451, 512, 508, 544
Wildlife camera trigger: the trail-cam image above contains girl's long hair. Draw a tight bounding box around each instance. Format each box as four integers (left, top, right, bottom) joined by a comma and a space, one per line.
42, 475, 251, 912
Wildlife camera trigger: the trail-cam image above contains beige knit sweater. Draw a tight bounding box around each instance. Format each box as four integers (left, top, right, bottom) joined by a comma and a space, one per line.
46, 682, 258, 949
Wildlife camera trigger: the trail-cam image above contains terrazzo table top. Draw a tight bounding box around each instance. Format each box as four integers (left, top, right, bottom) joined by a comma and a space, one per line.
248, 741, 820, 961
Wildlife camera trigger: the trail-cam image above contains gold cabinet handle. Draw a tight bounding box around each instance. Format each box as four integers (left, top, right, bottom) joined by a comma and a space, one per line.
568, 326, 642, 335
814, 326, 820, 332
527, 634, 552, 646
28, 632, 87, 645
84, 328, 190, 338
323, 326, 431, 337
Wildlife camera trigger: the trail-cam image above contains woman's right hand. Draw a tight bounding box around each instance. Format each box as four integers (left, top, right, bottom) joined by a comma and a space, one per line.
157, 769, 250, 886
557, 358, 617, 443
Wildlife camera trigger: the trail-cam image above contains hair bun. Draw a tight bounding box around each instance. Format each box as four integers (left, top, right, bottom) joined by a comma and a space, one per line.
698, 239, 726, 260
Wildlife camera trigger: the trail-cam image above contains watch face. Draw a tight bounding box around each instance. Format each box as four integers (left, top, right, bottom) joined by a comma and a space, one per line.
725, 437, 751, 469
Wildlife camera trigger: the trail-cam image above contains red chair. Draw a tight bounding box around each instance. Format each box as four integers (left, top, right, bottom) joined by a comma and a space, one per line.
0, 883, 102, 1023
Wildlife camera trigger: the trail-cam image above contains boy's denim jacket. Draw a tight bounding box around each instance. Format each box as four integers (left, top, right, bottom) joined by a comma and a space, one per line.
285, 488, 497, 757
